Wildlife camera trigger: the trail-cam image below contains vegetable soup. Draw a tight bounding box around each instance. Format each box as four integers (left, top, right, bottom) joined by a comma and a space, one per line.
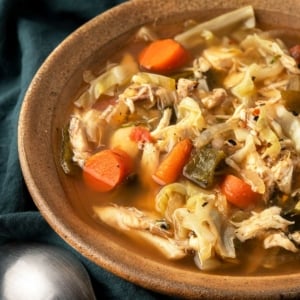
61, 6, 300, 275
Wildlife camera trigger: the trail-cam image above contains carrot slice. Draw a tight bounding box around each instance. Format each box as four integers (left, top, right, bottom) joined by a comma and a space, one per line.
83, 149, 132, 192
220, 174, 261, 209
138, 39, 189, 73
152, 138, 193, 185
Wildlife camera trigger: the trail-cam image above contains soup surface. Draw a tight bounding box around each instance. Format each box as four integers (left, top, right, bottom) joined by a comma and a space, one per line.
61, 6, 300, 275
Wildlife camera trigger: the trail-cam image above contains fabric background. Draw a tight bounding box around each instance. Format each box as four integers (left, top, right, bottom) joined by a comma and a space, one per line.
0, 0, 178, 299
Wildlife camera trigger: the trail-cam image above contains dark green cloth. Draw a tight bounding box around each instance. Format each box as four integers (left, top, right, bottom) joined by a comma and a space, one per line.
0, 1, 177, 299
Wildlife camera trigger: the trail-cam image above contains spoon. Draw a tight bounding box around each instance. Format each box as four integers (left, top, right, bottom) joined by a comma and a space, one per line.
0, 242, 96, 300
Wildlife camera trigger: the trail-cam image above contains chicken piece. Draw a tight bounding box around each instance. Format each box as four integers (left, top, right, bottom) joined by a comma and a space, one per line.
232, 206, 294, 242
203, 46, 241, 71
68, 109, 106, 167
193, 56, 211, 73
289, 231, 300, 245
68, 116, 91, 168
93, 205, 186, 260
177, 78, 198, 100
264, 232, 298, 253
201, 88, 227, 109
271, 154, 294, 194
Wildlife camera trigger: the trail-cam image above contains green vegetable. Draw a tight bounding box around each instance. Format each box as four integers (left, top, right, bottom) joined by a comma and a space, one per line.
205, 69, 226, 89
183, 145, 225, 188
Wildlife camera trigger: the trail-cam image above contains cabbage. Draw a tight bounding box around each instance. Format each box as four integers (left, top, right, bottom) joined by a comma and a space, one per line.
231, 67, 256, 104
174, 6, 255, 49
248, 61, 284, 82
75, 54, 138, 109
272, 104, 300, 153
225, 134, 267, 194
194, 118, 237, 148
155, 183, 187, 222
241, 34, 300, 74
256, 106, 281, 159
132, 72, 176, 90
156, 182, 236, 270
203, 46, 242, 71
176, 96, 206, 128
151, 97, 205, 152
176, 193, 236, 270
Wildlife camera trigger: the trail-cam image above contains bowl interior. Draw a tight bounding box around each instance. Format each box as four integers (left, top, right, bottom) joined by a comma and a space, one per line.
18, 0, 300, 298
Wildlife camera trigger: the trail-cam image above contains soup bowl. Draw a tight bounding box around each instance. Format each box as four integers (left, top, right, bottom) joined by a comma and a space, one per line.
18, 0, 300, 298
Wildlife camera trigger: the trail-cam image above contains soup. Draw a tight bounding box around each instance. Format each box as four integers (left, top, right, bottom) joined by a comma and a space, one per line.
60, 6, 300, 275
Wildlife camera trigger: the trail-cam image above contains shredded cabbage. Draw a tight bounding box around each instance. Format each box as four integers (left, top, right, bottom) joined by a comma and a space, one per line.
75, 54, 138, 109
175, 6, 255, 49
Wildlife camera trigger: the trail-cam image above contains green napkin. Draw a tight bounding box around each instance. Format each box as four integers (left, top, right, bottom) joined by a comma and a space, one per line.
0, 0, 177, 299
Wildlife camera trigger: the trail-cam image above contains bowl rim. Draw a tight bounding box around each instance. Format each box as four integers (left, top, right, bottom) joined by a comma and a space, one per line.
18, 0, 300, 298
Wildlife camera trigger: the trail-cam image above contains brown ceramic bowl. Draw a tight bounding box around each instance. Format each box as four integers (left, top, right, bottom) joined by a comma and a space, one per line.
18, 0, 300, 298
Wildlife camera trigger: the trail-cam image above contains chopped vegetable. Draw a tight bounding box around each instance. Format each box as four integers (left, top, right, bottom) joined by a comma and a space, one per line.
75, 54, 139, 109
183, 145, 225, 188
130, 126, 154, 143
220, 174, 261, 209
153, 138, 193, 185
174, 6, 255, 49
83, 149, 133, 192
109, 126, 140, 159
138, 39, 189, 73
256, 106, 281, 159
151, 97, 206, 153
132, 71, 176, 90
272, 104, 300, 152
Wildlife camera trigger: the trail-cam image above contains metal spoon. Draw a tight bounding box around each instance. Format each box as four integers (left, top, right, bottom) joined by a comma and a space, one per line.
0, 242, 96, 300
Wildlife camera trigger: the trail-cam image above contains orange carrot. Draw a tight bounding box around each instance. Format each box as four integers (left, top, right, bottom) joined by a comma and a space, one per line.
220, 174, 261, 209
138, 39, 189, 73
83, 149, 132, 192
152, 138, 193, 185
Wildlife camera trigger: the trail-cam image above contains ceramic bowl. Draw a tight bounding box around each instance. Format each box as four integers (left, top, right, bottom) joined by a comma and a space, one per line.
18, 0, 300, 298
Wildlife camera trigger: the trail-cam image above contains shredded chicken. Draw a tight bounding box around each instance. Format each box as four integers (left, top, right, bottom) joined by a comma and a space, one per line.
177, 78, 198, 99
232, 207, 294, 242
201, 88, 227, 109
93, 205, 186, 259
289, 231, 300, 245
264, 232, 298, 252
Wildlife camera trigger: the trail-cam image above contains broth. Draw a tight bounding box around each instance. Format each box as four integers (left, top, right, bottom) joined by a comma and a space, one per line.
61, 7, 300, 275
